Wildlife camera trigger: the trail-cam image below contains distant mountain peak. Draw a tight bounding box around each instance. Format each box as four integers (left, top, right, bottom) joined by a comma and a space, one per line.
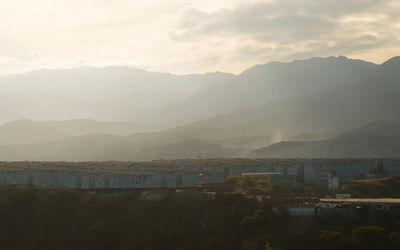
306, 55, 348, 61
382, 56, 400, 66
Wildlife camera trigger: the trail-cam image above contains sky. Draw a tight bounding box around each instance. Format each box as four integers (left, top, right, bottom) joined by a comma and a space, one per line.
0, 0, 399, 75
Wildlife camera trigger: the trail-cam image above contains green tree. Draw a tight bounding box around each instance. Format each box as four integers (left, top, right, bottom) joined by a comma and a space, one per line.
265, 241, 274, 250
225, 178, 239, 186
0, 189, 39, 249
320, 230, 344, 250
352, 226, 387, 250
242, 177, 257, 192
35, 190, 83, 250
388, 232, 400, 250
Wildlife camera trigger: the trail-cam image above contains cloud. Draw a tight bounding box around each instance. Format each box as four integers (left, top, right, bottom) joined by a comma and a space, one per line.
0, 0, 399, 75
170, 0, 400, 70
175, 3, 336, 41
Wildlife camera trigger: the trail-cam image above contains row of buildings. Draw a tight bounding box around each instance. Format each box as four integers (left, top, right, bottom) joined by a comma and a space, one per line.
0, 163, 223, 189
0, 158, 399, 189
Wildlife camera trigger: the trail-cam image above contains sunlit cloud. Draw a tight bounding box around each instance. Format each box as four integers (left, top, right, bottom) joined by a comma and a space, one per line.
0, 0, 399, 75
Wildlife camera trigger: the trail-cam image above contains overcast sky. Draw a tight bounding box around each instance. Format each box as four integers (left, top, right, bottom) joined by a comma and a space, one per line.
0, 0, 399, 75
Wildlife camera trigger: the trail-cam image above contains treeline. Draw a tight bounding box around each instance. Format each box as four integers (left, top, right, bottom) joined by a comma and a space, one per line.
0, 189, 399, 250
344, 176, 400, 198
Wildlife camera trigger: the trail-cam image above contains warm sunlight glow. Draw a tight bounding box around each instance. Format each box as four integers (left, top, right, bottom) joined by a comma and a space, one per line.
1, 0, 399, 75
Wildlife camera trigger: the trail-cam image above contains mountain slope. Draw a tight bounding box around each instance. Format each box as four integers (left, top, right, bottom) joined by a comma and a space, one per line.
0, 129, 274, 161
249, 120, 400, 158
37, 119, 152, 136
148, 56, 376, 127
164, 56, 400, 140
0, 67, 235, 125
1, 56, 399, 160
0, 120, 67, 145
0, 119, 158, 145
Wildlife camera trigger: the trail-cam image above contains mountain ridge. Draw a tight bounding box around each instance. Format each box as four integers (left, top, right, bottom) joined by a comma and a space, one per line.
0, 66, 235, 125
248, 120, 400, 158
145, 55, 380, 128
1, 56, 399, 160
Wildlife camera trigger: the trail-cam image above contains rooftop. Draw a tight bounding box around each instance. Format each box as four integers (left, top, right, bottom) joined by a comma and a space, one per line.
241, 172, 282, 176
320, 198, 400, 205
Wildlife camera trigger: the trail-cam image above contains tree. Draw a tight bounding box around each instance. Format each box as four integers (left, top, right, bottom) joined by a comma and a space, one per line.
352, 226, 387, 250
46, 190, 80, 213
320, 230, 344, 250
0, 189, 39, 249
241, 177, 257, 192
265, 241, 274, 250
388, 232, 400, 250
225, 178, 239, 186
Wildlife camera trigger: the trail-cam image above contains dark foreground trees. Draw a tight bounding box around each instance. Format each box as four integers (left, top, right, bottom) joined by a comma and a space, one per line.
0, 189, 289, 250
0, 189, 399, 250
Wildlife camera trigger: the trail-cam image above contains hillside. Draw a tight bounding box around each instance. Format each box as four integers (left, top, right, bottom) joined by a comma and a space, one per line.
1, 56, 400, 160
0, 67, 235, 126
0, 133, 274, 161
147, 56, 377, 128
3, 120, 400, 161
0, 119, 156, 146
165, 56, 400, 140
249, 120, 400, 158
37, 119, 152, 136
0, 120, 67, 145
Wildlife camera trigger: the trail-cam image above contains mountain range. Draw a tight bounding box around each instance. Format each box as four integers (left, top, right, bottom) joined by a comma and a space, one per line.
0, 66, 235, 126
0, 56, 399, 160
249, 120, 400, 158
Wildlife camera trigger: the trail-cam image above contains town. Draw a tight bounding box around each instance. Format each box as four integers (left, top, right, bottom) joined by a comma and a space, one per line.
1, 158, 400, 250
1, 158, 399, 189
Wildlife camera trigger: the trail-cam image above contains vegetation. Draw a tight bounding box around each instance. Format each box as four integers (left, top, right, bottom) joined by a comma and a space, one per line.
345, 176, 400, 198
0, 188, 399, 249
0, 189, 288, 250
228, 179, 331, 198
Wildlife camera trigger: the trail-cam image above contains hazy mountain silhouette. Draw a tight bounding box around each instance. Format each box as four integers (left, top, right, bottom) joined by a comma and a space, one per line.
1, 56, 399, 160
147, 56, 376, 128
163, 56, 400, 139
0, 120, 67, 145
0, 124, 275, 161
0, 119, 155, 145
248, 120, 400, 158
0, 66, 235, 125
37, 119, 152, 136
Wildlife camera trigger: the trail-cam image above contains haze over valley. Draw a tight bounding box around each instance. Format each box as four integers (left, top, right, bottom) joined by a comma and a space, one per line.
1, 56, 400, 161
